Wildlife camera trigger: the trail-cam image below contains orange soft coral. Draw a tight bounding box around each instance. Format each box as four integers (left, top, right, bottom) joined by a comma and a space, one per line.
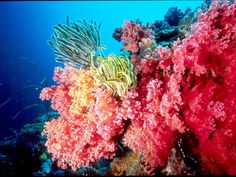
68, 68, 99, 116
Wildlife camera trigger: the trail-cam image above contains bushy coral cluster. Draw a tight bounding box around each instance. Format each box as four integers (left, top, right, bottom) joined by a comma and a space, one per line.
40, 0, 236, 175
172, 0, 236, 174
88, 87, 124, 140
117, 0, 236, 174
121, 19, 154, 53
151, 7, 189, 46
119, 43, 184, 174
40, 66, 98, 119
113, 7, 194, 47
40, 66, 125, 170
42, 114, 117, 171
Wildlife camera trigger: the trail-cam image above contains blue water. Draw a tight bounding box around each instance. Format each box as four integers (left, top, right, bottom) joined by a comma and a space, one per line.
0, 1, 203, 139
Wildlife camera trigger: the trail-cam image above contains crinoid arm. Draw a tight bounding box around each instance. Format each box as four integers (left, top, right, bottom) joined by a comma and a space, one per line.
95, 54, 137, 97
49, 18, 102, 68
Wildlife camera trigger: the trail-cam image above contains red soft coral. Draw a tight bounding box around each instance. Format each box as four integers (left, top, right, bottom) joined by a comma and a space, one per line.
119, 54, 184, 173
40, 84, 72, 117
123, 122, 174, 175
172, 0, 236, 174
120, 1, 236, 174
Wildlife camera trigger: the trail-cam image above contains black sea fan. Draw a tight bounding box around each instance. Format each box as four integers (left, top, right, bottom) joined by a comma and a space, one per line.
49, 17, 102, 68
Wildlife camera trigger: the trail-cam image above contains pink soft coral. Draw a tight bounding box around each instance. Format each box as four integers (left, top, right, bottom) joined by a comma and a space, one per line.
43, 115, 116, 171
122, 20, 154, 53
88, 87, 124, 140
123, 122, 174, 175
40, 66, 124, 170
40, 66, 98, 118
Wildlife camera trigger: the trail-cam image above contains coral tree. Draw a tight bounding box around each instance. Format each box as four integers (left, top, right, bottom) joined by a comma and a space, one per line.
40, 0, 236, 175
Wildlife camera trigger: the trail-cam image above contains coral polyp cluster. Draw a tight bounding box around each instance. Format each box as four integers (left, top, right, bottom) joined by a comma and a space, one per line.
40, 0, 236, 175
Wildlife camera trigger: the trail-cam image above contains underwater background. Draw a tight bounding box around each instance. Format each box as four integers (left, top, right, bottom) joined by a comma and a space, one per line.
1, 0, 236, 176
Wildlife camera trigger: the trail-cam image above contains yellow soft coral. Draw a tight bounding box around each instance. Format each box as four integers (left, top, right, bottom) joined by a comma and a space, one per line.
68, 68, 99, 115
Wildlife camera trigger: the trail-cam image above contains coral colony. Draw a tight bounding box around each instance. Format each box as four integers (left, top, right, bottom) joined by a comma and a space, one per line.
39, 1, 236, 175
